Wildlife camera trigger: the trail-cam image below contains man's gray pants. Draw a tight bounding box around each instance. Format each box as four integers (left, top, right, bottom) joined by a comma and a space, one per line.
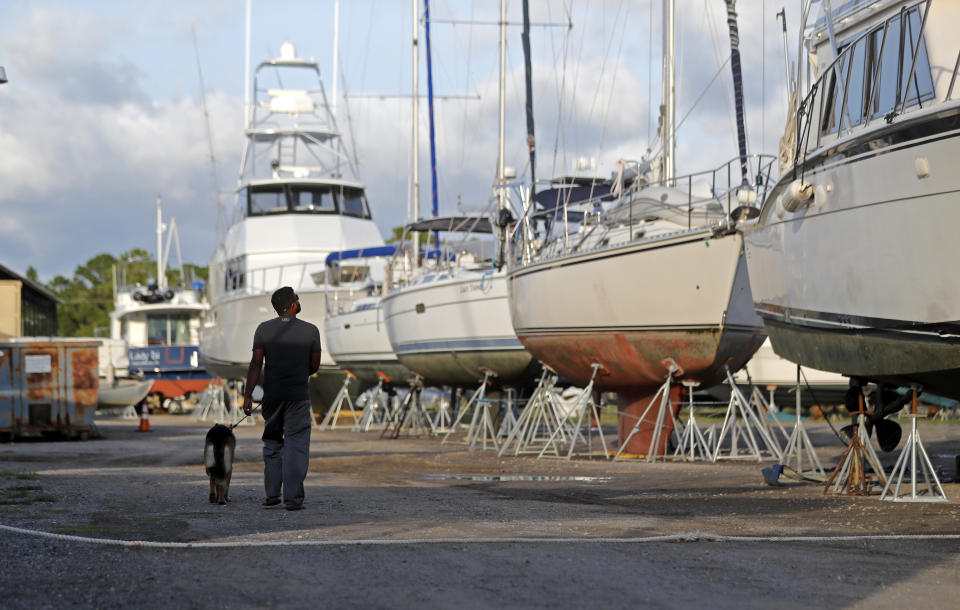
261, 399, 312, 508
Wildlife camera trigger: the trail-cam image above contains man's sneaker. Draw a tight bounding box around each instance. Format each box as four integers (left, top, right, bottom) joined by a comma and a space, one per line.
262, 497, 281, 507
285, 504, 304, 511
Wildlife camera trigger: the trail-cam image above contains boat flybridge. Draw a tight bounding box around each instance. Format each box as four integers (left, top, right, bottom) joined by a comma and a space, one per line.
506, 0, 772, 456
201, 42, 385, 409
743, 0, 960, 399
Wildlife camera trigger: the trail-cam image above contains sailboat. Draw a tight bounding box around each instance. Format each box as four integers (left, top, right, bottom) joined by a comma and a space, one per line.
743, 0, 960, 399
199, 31, 386, 410
379, 0, 538, 389
507, 0, 771, 455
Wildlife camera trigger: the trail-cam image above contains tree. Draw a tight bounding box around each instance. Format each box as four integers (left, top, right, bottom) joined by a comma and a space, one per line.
45, 250, 209, 337
25, 266, 38, 282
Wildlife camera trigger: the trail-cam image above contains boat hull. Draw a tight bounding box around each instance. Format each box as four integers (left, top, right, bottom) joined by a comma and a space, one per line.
324, 302, 411, 387
744, 108, 960, 399
382, 271, 538, 387
97, 379, 153, 409
509, 231, 765, 390
200, 289, 352, 411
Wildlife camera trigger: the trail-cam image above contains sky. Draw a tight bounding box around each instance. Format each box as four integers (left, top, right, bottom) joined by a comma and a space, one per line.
0, 0, 802, 282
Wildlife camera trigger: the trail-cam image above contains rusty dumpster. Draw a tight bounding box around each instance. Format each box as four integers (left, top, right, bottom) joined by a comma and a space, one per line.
0, 338, 99, 441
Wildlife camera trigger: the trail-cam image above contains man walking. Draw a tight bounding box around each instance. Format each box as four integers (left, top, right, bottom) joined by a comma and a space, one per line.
243, 286, 322, 510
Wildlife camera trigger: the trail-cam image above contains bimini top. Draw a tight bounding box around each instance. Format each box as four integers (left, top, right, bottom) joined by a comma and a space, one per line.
325, 245, 397, 266
406, 215, 493, 234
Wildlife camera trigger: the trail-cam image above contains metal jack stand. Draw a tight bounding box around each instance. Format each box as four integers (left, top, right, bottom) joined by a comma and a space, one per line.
778, 365, 824, 477
880, 388, 948, 502
498, 369, 567, 457
712, 367, 783, 462
193, 383, 230, 424
674, 381, 712, 462
614, 361, 681, 462
442, 369, 496, 445
382, 375, 431, 439
320, 370, 359, 430
432, 387, 454, 432
824, 395, 886, 496
356, 373, 390, 431
538, 363, 609, 460
496, 388, 519, 443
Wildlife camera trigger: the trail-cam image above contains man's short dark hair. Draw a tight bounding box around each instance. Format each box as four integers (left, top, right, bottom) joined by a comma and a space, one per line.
271, 286, 297, 314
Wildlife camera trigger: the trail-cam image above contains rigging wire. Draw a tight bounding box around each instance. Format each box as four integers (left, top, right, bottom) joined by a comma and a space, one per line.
596, 3, 630, 164
456, 1, 476, 211
646, 0, 654, 150
550, 0, 572, 181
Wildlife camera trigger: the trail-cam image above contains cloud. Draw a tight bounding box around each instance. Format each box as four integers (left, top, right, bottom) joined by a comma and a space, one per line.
0, 6, 241, 280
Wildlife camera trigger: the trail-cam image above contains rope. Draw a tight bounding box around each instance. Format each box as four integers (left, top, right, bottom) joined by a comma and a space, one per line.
1, 523, 956, 549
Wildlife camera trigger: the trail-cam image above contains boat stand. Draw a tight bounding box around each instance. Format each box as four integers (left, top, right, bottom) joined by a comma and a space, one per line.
614, 362, 681, 462
824, 396, 886, 496
496, 388, 520, 443
778, 365, 825, 477
442, 369, 496, 445
538, 363, 609, 460
355, 375, 390, 431
880, 388, 948, 502
320, 371, 359, 430
673, 381, 712, 462
498, 370, 567, 457
193, 383, 230, 424
711, 368, 782, 462
382, 375, 431, 439
432, 388, 454, 432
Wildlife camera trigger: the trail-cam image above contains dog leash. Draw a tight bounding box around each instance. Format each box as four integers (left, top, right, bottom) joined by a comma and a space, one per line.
230, 405, 261, 430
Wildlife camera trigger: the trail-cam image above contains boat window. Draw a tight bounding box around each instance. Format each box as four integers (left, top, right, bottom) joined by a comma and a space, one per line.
338, 265, 370, 283
290, 186, 336, 213
822, 8, 934, 134
869, 9, 934, 119
249, 187, 288, 216
225, 256, 245, 291
146, 313, 191, 345
338, 187, 371, 219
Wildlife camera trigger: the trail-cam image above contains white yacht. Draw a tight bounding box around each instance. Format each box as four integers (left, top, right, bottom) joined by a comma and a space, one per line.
381, 216, 538, 387
200, 41, 385, 408
506, 0, 770, 455
322, 246, 411, 387
743, 0, 960, 398
110, 198, 211, 405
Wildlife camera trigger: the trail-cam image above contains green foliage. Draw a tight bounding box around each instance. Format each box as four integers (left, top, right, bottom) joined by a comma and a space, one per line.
387, 225, 429, 244
44, 250, 208, 337
25, 266, 38, 282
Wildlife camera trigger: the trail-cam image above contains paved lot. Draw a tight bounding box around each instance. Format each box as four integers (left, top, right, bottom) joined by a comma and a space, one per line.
1, 415, 958, 608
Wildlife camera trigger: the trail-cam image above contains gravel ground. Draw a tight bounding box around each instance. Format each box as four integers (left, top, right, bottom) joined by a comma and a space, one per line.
0, 414, 958, 609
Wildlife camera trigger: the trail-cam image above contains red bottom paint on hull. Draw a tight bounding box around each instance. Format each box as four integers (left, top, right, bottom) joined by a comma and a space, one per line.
518, 328, 765, 456
149, 379, 212, 399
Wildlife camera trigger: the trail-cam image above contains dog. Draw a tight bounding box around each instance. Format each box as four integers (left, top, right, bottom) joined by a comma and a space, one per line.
204, 424, 236, 505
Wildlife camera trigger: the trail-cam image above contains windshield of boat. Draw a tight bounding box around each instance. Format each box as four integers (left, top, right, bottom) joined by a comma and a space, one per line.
244, 184, 371, 219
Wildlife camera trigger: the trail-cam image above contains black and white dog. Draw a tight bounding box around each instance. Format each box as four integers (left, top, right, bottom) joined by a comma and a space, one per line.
204, 424, 236, 505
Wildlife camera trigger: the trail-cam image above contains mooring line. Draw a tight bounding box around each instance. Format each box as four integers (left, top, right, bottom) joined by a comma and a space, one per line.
1, 523, 958, 549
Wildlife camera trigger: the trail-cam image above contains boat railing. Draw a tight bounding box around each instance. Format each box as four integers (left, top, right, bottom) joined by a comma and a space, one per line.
515, 154, 776, 265
219, 259, 360, 298
793, 0, 955, 164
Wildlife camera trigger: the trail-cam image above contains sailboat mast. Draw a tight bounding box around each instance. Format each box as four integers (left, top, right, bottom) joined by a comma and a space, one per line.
497, 0, 506, 210
424, 0, 439, 220
156, 196, 165, 290
411, 0, 421, 263
521, 0, 536, 193
662, 0, 676, 183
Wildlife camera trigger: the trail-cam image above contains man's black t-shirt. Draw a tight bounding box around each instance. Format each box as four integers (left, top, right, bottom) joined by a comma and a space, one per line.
252, 317, 322, 402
